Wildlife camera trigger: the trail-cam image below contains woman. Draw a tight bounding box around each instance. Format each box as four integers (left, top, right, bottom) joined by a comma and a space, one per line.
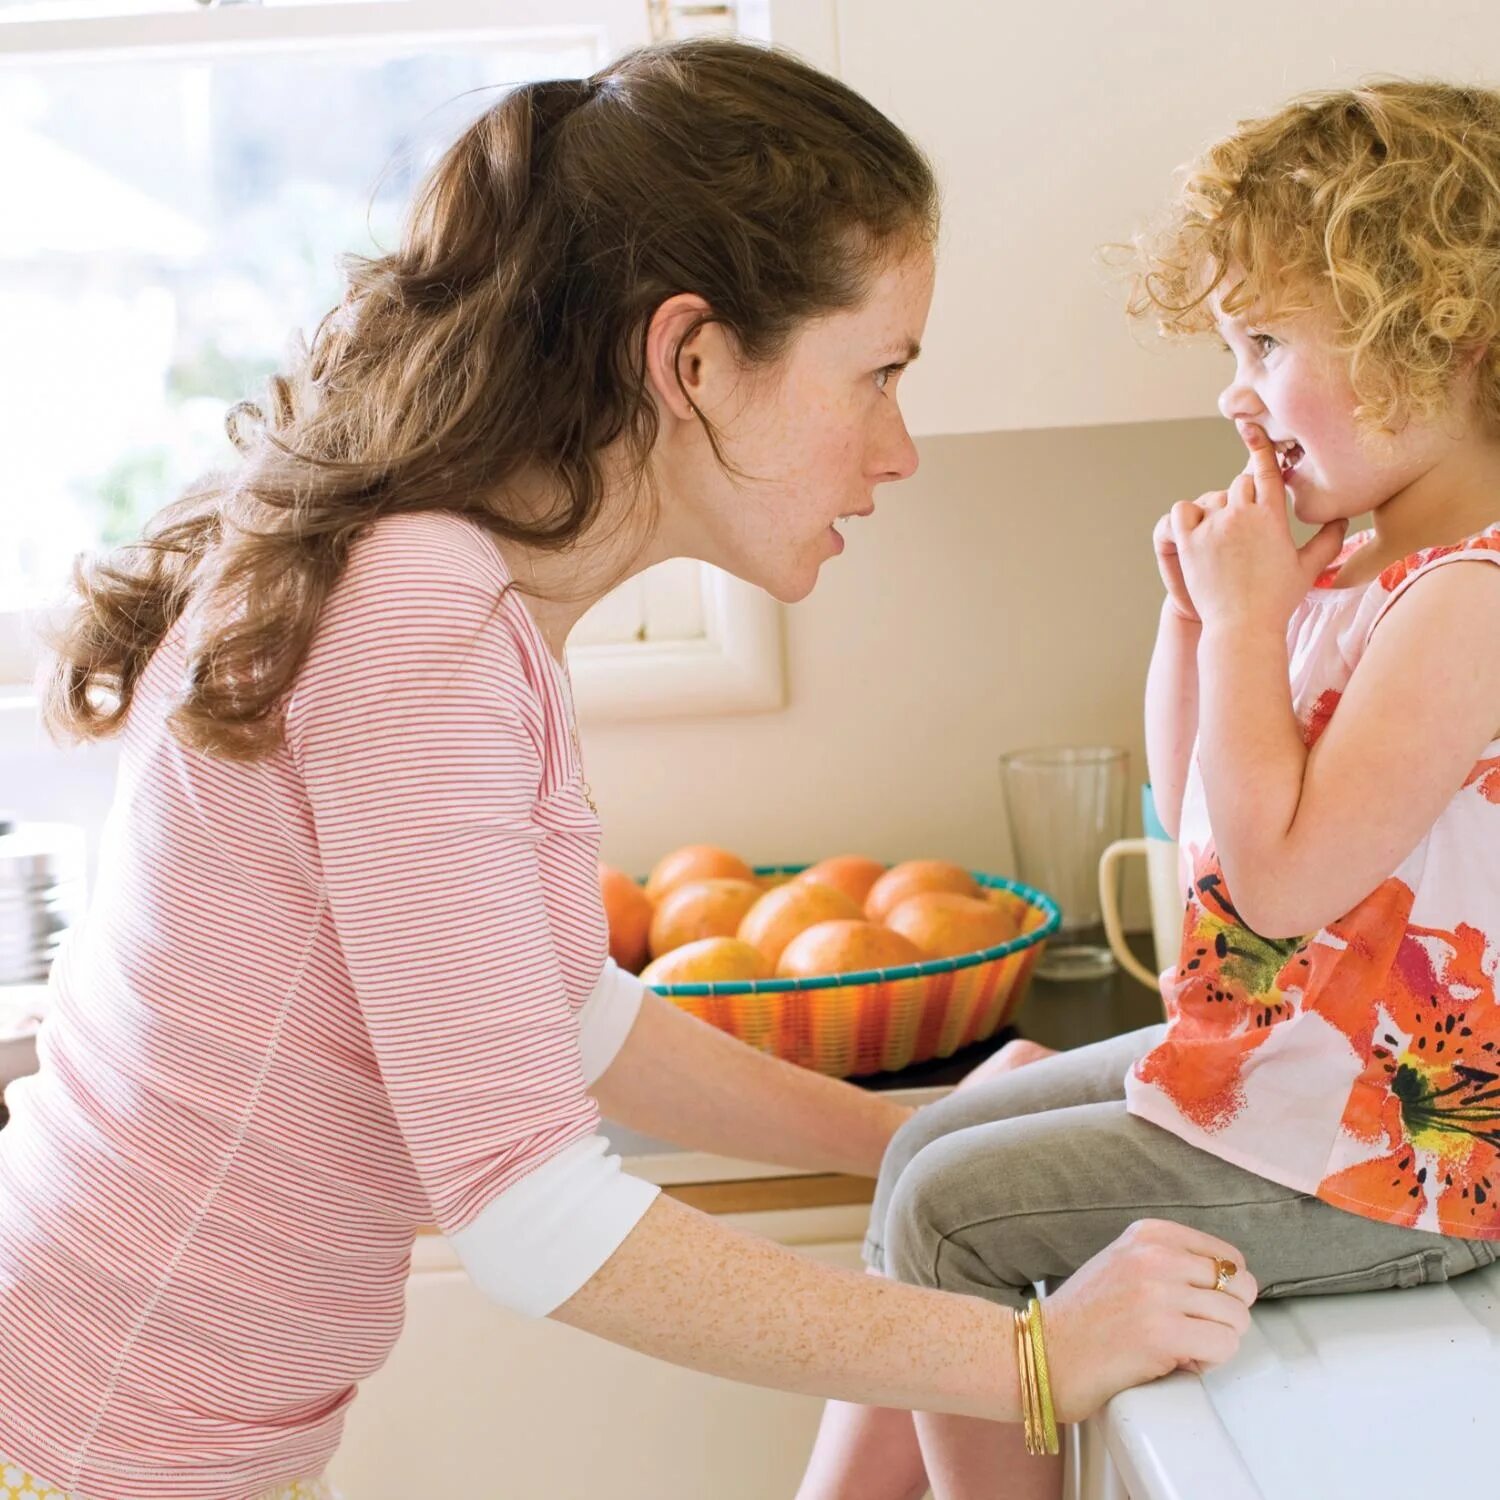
1, 38, 1253, 1500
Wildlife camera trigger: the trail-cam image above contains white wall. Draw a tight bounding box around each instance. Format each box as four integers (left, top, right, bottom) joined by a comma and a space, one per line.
826, 0, 1500, 435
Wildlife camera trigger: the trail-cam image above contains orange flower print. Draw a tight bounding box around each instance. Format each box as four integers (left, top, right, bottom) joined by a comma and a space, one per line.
1378, 532, 1500, 591
1284, 877, 1416, 1055
1134, 1029, 1271, 1134
1139, 847, 1312, 1129
1379, 545, 1462, 592
1300, 689, 1341, 749
1320, 919, 1500, 1236
1170, 847, 1309, 1030
1314, 536, 1366, 588
1464, 756, 1500, 806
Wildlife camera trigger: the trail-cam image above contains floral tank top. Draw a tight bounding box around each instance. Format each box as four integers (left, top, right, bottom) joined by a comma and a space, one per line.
1125, 523, 1500, 1239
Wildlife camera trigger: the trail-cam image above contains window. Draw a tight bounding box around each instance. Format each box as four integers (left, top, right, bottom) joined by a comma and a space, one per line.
0, 0, 784, 718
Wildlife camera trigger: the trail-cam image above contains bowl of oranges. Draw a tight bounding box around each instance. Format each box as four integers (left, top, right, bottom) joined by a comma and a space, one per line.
599, 848, 1060, 1078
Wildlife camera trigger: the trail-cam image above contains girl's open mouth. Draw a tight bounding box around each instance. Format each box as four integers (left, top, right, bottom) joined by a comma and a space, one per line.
1275, 440, 1304, 480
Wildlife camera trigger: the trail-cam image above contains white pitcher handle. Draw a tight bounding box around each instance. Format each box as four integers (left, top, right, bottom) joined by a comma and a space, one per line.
1098, 839, 1160, 990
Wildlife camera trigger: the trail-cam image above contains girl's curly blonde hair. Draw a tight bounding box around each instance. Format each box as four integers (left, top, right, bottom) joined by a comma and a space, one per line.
1129, 80, 1500, 435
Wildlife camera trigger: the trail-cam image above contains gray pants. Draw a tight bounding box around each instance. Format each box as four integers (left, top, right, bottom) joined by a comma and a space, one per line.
865, 1027, 1498, 1306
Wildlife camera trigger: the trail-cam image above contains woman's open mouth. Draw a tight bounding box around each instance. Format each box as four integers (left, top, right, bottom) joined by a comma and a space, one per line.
828, 507, 874, 551
1275, 440, 1304, 480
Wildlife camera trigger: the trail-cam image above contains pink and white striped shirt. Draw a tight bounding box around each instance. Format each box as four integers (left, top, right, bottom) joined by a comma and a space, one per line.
0, 513, 657, 1499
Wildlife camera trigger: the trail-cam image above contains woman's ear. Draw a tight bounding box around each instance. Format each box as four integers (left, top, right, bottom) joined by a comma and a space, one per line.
643, 293, 733, 422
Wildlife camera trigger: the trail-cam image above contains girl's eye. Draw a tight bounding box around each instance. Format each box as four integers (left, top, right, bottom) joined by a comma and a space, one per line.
1250, 331, 1280, 356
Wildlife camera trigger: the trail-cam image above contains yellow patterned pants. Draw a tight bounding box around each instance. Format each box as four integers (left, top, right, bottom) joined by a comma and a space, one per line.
0, 1456, 339, 1500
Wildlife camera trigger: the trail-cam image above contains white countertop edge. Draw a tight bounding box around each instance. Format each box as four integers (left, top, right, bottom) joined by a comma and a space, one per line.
1094, 1374, 1265, 1500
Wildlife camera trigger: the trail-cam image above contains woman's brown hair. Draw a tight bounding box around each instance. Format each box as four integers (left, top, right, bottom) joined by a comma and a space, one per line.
46, 37, 938, 758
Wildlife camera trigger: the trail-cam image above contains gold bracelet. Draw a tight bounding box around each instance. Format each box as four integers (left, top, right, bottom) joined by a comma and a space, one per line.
1014, 1306, 1043, 1455
1026, 1297, 1061, 1456
1021, 1306, 1049, 1456
1012, 1309, 1033, 1452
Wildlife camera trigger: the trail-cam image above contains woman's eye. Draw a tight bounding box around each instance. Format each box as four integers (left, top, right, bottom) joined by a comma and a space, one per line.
874, 363, 904, 393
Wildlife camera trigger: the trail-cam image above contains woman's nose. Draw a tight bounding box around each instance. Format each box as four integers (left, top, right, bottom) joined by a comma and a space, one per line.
882, 411, 918, 480
876, 414, 919, 483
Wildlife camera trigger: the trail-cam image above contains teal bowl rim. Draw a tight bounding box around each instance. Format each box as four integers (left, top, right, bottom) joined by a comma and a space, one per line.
639, 865, 1062, 998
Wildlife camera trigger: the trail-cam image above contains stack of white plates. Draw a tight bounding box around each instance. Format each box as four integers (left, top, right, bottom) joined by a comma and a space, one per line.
0, 820, 84, 986
0, 982, 47, 1091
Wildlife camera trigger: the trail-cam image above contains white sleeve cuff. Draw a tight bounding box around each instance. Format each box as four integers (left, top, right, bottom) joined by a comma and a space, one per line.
449, 1133, 661, 1318
576, 958, 647, 1085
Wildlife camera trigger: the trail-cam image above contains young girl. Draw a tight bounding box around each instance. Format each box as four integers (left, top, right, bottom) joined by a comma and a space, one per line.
798, 80, 1500, 1500
0, 38, 1252, 1500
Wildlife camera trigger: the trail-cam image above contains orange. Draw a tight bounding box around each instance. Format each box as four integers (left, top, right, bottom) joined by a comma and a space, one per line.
776, 920, 927, 979
738, 881, 862, 968
645, 844, 756, 902
648, 878, 764, 960
865, 859, 981, 922
795, 855, 888, 908
640, 937, 772, 987
884, 892, 1024, 959
599, 864, 654, 974
984, 885, 1038, 933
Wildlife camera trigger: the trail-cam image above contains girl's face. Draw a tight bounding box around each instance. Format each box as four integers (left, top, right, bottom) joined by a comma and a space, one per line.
661, 249, 935, 603
1214, 296, 1450, 525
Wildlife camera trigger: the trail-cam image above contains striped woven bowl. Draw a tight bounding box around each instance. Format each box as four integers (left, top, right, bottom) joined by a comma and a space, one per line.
643, 866, 1060, 1078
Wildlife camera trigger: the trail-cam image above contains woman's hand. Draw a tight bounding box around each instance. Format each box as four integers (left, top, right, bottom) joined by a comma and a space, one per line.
1041, 1218, 1258, 1423
1171, 423, 1347, 635
952, 1037, 1057, 1093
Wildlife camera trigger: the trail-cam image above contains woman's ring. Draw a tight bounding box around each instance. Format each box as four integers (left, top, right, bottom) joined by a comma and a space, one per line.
1212, 1257, 1238, 1294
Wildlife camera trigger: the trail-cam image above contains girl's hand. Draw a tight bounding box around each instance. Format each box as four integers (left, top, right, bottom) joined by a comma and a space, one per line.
1154, 486, 1239, 622
1153, 509, 1202, 623
1042, 1219, 1258, 1423
1171, 423, 1347, 634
